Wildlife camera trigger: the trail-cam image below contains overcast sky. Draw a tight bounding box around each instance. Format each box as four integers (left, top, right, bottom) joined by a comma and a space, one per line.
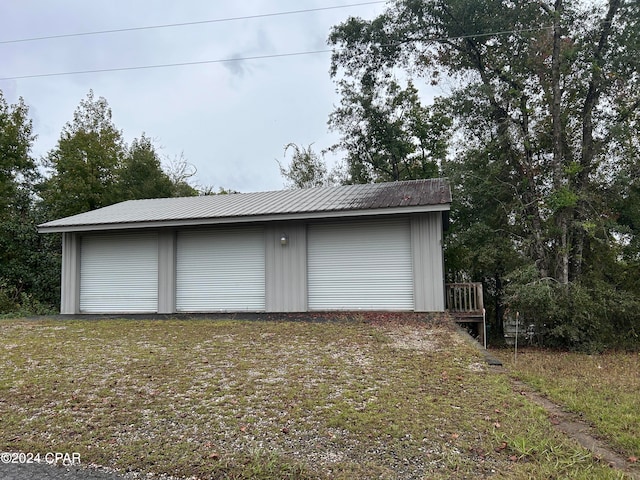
1, 1, 389, 193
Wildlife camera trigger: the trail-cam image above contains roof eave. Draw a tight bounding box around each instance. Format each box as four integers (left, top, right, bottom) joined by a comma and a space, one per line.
38, 203, 450, 234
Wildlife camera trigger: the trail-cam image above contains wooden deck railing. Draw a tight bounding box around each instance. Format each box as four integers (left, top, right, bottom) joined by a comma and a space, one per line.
446, 282, 486, 346
445, 282, 484, 316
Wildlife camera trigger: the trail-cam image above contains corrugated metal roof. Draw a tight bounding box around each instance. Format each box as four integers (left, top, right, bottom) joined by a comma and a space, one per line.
38, 178, 451, 233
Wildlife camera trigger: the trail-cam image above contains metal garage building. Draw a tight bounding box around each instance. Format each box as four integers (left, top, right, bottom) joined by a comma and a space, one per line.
38, 179, 451, 315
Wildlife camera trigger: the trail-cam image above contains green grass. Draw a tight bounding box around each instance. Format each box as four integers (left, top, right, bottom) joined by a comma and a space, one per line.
0, 318, 631, 479
495, 348, 640, 462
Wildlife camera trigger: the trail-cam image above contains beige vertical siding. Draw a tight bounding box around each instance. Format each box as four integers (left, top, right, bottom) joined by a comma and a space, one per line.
157, 231, 176, 314
411, 212, 445, 311
60, 232, 80, 314
265, 222, 307, 312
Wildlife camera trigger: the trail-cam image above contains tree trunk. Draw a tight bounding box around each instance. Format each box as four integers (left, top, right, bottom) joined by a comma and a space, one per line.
573, 0, 621, 280
551, 0, 570, 285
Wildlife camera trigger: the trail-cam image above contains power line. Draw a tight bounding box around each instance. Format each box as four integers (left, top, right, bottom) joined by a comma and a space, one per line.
0, 25, 556, 82
0, 1, 386, 45
0, 49, 333, 80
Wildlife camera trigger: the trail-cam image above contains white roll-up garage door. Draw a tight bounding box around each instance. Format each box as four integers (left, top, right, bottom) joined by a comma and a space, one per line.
308, 218, 413, 310
176, 228, 265, 312
80, 233, 159, 313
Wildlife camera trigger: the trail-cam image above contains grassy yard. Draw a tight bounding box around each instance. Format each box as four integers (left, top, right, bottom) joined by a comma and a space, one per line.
0, 317, 632, 479
496, 348, 640, 463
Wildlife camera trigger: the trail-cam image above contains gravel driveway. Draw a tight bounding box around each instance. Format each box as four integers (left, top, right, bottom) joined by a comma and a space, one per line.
0, 462, 125, 480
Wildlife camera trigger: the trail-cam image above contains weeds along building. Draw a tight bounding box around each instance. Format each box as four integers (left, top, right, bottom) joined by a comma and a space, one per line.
38, 179, 451, 315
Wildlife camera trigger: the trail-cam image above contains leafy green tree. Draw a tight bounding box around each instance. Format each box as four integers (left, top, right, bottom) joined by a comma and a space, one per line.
40, 90, 126, 219
0, 92, 36, 217
444, 143, 528, 332
118, 134, 174, 200
330, 0, 640, 284
329, 0, 640, 348
0, 91, 58, 313
328, 77, 450, 183
278, 143, 337, 189
0, 191, 61, 312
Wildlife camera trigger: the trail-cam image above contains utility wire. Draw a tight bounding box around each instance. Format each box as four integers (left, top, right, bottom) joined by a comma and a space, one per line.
0, 50, 333, 80
0, 1, 386, 45
0, 25, 555, 81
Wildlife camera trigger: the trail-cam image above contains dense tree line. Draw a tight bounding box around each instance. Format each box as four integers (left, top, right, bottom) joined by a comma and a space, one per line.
280, 0, 640, 350
0, 90, 199, 314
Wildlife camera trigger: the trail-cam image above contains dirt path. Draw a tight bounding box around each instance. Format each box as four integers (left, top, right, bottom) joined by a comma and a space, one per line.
458, 331, 639, 479
486, 361, 639, 478
496, 367, 640, 479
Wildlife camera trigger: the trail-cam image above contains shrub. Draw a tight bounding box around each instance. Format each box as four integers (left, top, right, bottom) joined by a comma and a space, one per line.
504, 267, 640, 351
0, 282, 56, 317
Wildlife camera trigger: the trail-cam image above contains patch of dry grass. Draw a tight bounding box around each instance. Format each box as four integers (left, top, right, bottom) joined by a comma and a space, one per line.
496, 348, 640, 462
0, 318, 629, 479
